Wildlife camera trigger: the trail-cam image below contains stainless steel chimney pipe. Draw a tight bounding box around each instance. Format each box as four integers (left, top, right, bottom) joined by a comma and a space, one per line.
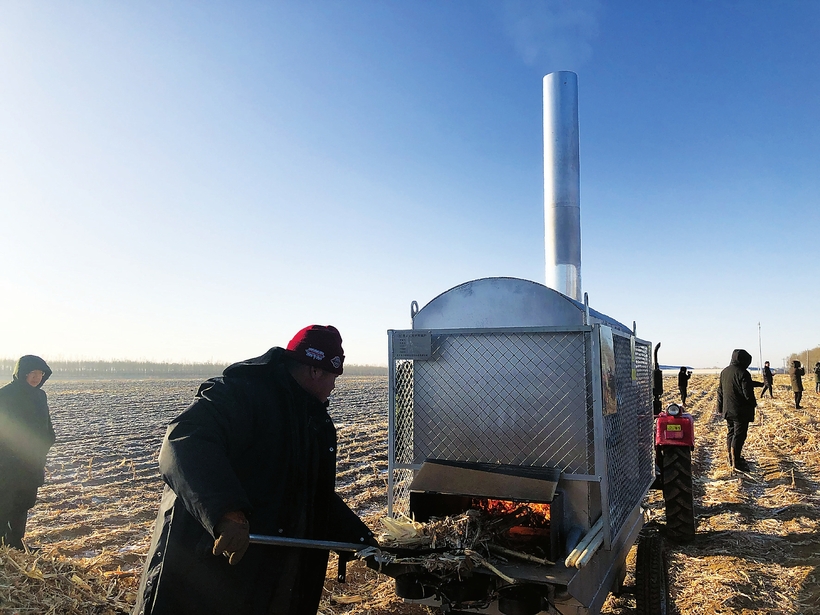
543, 71, 581, 301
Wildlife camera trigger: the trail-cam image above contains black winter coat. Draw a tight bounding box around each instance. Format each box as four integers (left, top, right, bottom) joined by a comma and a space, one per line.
0, 355, 55, 489
717, 349, 757, 422
133, 348, 372, 615
678, 369, 691, 391
763, 365, 774, 386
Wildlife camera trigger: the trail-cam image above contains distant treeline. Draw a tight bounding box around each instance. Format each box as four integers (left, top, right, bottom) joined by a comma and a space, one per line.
0, 359, 387, 380
788, 345, 820, 368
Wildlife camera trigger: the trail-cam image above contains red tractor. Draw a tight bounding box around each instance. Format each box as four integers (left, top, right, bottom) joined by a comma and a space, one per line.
651, 343, 696, 543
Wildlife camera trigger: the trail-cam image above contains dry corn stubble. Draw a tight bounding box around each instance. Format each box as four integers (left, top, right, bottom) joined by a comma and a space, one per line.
3, 374, 820, 614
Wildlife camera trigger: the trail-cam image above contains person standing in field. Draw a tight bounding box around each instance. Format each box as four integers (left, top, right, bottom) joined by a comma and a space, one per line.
717, 349, 759, 472
133, 325, 377, 615
814, 362, 820, 394
760, 361, 775, 398
678, 366, 692, 405
789, 360, 805, 409
0, 355, 55, 549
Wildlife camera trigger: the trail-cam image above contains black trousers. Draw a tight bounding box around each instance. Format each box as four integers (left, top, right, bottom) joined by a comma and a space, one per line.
794, 391, 803, 408
760, 383, 773, 398
679, 387, 688, 404
725, 418, 750, 463
0, 486, 37, 549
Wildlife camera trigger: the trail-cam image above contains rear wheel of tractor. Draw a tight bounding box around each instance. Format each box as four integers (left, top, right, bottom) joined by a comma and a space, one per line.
661, 445, 696, 542
635, 524, 669, 615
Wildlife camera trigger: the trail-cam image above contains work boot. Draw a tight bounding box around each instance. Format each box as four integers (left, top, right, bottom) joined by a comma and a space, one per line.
734, 457, 750, 472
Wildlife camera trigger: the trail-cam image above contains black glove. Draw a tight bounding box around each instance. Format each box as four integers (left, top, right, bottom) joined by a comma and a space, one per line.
213, 512, 250, 565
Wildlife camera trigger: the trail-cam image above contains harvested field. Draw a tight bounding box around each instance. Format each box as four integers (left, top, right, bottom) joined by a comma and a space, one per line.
2, 373, 820, 614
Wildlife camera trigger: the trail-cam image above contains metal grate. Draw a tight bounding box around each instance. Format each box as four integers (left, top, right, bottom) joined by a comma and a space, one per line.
390, 330, 593, 514
603, 335, 654, 538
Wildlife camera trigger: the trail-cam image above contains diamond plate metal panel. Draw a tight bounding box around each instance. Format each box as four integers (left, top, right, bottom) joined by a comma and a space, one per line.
390, 330, 594, 514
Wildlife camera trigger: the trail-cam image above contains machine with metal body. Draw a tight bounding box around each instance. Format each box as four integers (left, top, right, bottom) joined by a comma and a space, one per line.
382, 277, 665, 615
370, 72, 691, 614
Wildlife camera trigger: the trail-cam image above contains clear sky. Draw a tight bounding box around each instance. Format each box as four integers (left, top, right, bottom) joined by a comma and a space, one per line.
1, 1, 818, 370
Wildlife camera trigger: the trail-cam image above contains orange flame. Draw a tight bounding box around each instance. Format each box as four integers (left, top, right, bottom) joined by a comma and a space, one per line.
472, 498, 550, 523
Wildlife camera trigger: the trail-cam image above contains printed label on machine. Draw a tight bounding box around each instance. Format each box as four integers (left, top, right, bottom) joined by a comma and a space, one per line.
393, 330, 432, 359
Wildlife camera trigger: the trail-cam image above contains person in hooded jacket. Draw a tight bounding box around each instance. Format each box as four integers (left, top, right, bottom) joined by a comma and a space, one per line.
717, 349, 760, 472
0, 355, 55, 549
789, 360, 805, 408
678, 366, 692, 405
813, 362, 820, 394
132, 325, 377, 615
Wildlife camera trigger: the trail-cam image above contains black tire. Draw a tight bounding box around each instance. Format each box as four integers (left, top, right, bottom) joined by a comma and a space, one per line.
660, 445, 696, 542
635, 524, 670, 615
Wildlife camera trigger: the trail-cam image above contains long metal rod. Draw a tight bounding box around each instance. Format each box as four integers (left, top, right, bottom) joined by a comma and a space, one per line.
248, 534, 365, 553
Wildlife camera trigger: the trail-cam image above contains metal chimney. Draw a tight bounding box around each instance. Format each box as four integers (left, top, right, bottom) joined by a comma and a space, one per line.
543, 71, 581, 301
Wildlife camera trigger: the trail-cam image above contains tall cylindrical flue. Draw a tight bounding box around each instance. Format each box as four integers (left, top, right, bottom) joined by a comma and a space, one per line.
543, 71, 581, 301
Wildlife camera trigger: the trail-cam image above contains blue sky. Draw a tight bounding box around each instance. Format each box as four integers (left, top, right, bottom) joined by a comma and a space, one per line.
1, 1, 818, 370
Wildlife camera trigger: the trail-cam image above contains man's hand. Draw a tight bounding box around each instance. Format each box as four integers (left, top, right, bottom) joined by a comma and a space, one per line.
213, 511, 250, 565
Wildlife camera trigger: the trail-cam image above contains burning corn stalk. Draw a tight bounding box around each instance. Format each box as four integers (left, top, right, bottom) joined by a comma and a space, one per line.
377, 502, 553, 580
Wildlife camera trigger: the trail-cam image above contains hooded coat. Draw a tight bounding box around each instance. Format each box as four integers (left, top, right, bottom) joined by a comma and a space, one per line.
132, 348, 373, 615
678, 368, 691, 391
790, 361, 805, 392
717, 349, 757, 423
0, 355, 55, 490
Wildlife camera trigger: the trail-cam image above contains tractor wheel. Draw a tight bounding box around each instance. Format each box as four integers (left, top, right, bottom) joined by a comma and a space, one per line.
661, 445, 696, 542
635, 524, 669, 615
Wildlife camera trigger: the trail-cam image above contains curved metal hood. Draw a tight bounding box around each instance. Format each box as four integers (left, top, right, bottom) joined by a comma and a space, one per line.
412, 277, 631, 334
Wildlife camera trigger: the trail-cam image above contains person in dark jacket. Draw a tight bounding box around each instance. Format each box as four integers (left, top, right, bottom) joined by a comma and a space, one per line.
0, 355, 55, 549
678, 366, 692, 405
814, 362, 820, 394
760, 361, 774, 398
717, 349, 760, 472
789, 360, 805, 408
133, 326, 376, 615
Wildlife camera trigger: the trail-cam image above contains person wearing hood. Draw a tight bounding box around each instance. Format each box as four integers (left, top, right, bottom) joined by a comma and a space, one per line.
133, 325, 377, 615
789, 360, 806, 409
678, 366, 692, 405
717, 349, 761, 472
0, 355, 55, 549
813, 362, 820, 394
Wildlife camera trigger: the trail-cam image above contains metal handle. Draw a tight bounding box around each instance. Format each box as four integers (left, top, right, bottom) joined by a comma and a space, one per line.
248, 534, 365, 553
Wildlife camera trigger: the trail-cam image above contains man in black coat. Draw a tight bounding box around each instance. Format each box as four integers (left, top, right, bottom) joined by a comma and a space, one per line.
0, 355, 55, 549
717, 349, 759, 472
133, 326, 376, 615
760, 361, 774, 398
678, 366, 692, 405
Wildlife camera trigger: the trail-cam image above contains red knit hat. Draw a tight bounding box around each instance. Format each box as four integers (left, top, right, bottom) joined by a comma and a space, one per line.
285, 325, 345, 375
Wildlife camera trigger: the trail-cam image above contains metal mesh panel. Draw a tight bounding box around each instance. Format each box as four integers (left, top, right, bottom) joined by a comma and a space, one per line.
390, 330, 593, 513
603, 336, 654, 539
390, 468, 414, 517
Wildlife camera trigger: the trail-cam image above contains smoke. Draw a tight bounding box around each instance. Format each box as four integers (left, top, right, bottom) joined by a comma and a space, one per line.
493, 0, 602, 71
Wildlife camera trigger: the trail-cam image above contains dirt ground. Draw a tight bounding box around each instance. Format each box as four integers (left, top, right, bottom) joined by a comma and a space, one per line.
2, 373, 820, 614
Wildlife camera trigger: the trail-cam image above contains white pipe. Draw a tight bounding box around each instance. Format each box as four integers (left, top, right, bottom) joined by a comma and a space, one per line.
574, 530, 605, 568
564, 516, 603, 567
543, 71, 582, 301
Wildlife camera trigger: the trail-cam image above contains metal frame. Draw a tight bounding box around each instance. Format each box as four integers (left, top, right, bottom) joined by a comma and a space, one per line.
386, 325, 654, 556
